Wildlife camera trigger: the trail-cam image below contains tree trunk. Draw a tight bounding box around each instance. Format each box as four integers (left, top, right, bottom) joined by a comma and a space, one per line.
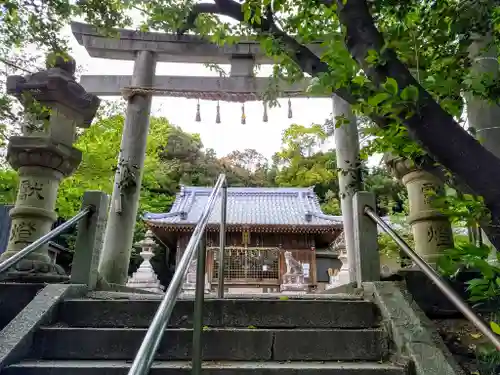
336, 0, 500, 250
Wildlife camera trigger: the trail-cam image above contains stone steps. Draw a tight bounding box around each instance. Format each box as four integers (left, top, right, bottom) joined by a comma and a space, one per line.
29, 327, 387, 361
2, 360, 410, 375
56, 298, 378, 328
2, 296, 411, 374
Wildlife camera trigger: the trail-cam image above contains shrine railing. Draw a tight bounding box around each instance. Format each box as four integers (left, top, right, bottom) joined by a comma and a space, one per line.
355, 191, 500, 351
127, 174, 228, 375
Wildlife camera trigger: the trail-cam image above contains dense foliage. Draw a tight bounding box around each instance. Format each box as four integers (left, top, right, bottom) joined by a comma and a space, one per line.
0, 115, 404, 219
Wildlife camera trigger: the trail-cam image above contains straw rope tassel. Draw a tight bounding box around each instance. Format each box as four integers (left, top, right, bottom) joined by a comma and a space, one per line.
241, 103, 246, 124
195, 99, 201, 122
287, 97, 293, 119
263, 101, 268, 122
216, 101, 221, 124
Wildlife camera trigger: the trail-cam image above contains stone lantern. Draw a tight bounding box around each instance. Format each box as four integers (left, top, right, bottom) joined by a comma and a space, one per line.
126, 230, 164, 293
384, 154, 453, 267
1, 53, 100, 281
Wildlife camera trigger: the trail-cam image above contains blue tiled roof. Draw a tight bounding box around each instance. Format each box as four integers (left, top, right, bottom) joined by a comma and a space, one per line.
144, 186, 342, 227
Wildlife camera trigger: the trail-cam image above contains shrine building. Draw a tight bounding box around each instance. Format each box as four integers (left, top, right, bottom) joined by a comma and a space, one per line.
144, 186, 342, 293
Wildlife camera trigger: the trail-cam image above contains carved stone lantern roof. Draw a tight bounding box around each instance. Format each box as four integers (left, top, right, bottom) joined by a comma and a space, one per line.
6, 53, 100, 127
382, 153, 418, 180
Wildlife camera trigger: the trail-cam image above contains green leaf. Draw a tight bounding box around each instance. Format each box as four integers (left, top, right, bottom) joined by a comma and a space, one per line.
469, 295, 488, 302
383, 78, 398, 96
352, 75, 368, 86
365, 50, 379, 65
400, 86, 419, 102
490, 321, 500, 335
368, 93, 391, 107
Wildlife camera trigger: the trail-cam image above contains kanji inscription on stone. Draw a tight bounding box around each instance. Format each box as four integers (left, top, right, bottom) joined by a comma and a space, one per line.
421, 183, 436, 206
9, 221, 37, 244
19, 180, 45, 200
427, 225, 452, 247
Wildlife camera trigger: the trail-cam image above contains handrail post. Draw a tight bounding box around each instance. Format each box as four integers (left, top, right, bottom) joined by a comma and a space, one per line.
192, 233, 207, 375
217, 180, 227, 298
71, 191, 109, 289
352, 191, 380, 287
126, 174, 226, 375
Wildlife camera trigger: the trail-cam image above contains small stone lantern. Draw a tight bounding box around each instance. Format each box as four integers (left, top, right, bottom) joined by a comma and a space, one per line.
384, 154, 453, 267
126, 230, 164, 293
1, 53, 100, 281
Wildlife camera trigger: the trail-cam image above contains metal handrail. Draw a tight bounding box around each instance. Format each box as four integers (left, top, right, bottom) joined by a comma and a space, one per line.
127, 174, 228, 375
364, 206, 500, 351
0, 206, 92, 274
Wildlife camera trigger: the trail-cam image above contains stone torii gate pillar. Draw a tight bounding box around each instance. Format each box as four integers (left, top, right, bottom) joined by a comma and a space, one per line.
332, 95, 361, 283
98, 51, 157, 284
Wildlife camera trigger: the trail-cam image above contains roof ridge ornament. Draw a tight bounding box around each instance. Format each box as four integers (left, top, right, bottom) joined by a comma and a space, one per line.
143, 212, 182, 220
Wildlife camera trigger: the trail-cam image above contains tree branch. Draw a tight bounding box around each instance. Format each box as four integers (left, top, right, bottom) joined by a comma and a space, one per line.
177, 0, 356, 103
177, 0, 500, 247
335, 0, 500, 243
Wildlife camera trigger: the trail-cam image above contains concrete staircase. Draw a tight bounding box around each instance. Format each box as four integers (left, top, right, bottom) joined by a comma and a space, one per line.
2, 295, 412, 374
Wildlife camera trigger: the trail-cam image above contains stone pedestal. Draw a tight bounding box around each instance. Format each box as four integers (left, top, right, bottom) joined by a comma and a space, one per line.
384, 155, 453, 267
181, 258, 210, 295
126, 230, 164, 293
280, 251, 308, 293
1, 53, 100, 281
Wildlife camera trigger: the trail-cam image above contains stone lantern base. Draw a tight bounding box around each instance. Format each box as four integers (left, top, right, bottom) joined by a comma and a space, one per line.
280, 273, 309, 294
2, 260, 67, 283
0, 136, 81, 283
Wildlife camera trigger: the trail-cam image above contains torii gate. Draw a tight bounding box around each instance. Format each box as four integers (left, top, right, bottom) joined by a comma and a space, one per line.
71, 22, 361, 286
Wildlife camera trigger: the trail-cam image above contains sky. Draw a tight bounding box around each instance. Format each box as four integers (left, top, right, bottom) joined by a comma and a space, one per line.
65, 24, 341, 161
